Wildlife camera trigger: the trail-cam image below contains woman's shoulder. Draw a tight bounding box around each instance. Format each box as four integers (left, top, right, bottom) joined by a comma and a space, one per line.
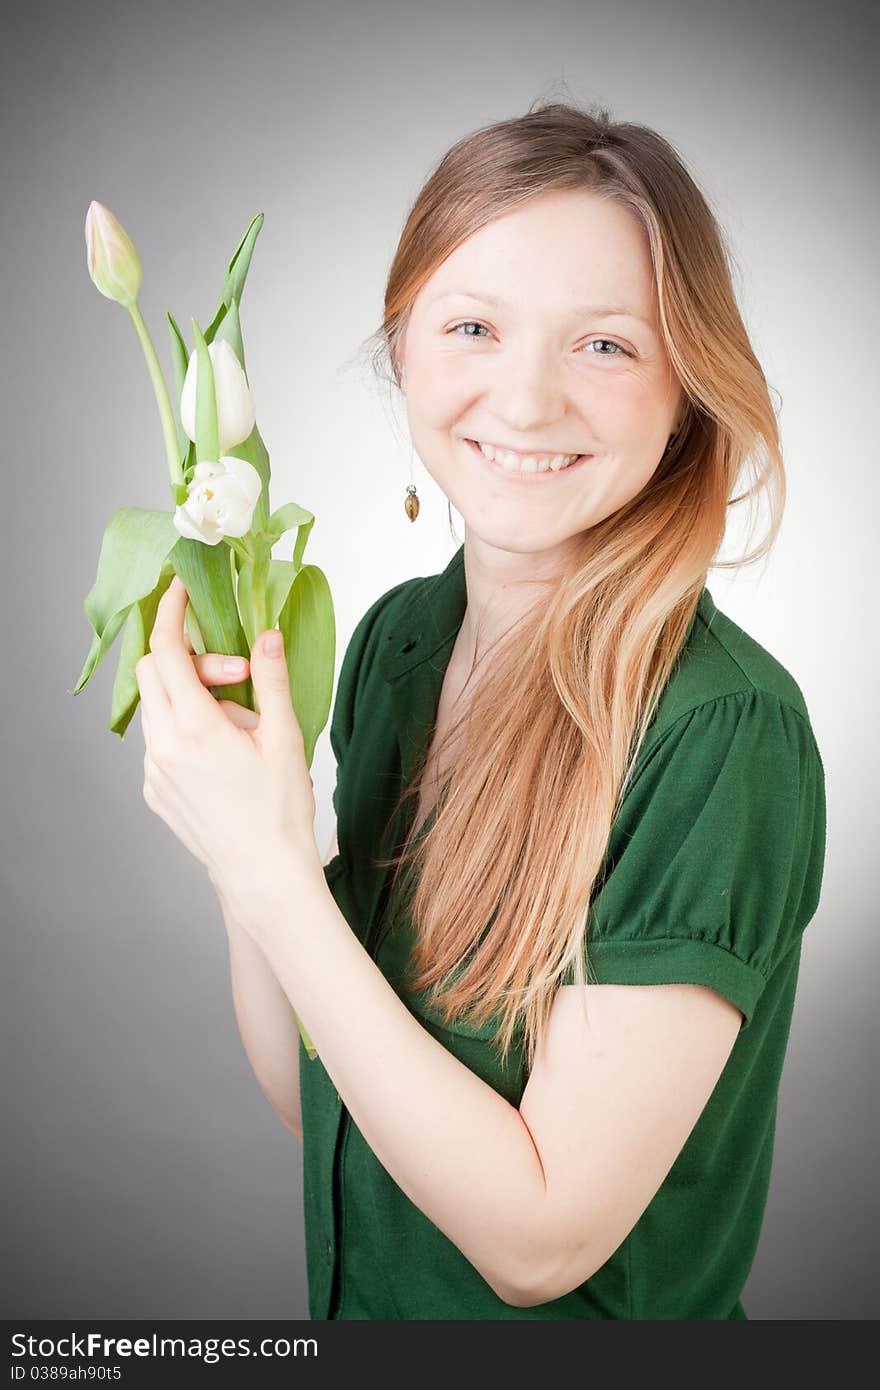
650, 586, 819, 750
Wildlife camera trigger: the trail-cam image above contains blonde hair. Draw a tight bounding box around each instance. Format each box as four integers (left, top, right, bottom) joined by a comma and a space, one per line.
365, 97, 785, 1073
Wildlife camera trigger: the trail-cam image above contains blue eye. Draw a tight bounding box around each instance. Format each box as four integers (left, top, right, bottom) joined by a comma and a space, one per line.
584, 338, 630, 357
449, 321, 491, 338
448, 322, 631, 357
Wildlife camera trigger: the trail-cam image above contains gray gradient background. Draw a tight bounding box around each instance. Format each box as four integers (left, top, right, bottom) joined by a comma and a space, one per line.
2, 0, 876, 1320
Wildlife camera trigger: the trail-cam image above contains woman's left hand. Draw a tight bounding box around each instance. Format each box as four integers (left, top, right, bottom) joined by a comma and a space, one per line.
135, 575, 321, 910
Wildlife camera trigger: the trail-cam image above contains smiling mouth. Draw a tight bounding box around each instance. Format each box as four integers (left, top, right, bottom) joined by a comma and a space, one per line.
464, 438, 593, 480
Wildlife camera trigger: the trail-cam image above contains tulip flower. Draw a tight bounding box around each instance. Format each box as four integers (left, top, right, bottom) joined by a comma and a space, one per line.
180, 339, 256, 457
75, 208, 336, 1065
84, 200, 181, 487
173, 456, 263, 545
85, 201, 143, 308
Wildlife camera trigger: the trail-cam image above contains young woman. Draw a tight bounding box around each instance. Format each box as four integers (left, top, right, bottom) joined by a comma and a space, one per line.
138, 101, 826, 1320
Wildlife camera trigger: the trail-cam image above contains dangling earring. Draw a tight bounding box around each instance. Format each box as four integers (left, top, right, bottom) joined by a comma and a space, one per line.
404, 435, 419, 523
399, 365, 419, 522
404, 448, 419, 519
403, 427, 419, 522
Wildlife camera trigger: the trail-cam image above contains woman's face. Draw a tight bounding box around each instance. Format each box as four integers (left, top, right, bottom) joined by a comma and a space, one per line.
399, 188, 683, 555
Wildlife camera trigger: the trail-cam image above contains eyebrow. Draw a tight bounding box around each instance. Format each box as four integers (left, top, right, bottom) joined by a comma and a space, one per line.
430, 288, 653, 327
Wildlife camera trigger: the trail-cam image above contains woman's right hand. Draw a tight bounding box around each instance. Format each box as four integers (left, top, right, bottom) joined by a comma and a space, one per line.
183, 634, 259, 731
138, 632, 261, 874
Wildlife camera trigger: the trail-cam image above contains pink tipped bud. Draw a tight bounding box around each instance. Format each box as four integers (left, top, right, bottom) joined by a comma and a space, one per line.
84, 200, 142, 308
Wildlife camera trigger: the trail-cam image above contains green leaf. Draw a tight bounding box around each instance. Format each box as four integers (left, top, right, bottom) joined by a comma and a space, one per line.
264, 557, 299, 631
184, 599, 207, 655
290, 515, 314, 572
191, 318, 218, 464
109, 565, 176, 738
205, 213, 264, 342
169, 534, 253, 710
212, 294, 246, 379
166, 310, 190, 458
276, 563, 335, 769
236, 558, 256, 650
70, 507, 179, 696
180, 435, 197, 487
199, 217, 269, 530
239, 548, 303, 649
259, 502, 314, 555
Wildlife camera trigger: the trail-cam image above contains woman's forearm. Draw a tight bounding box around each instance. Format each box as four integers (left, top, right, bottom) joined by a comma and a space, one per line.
219, 852, 549, 1305
224, 905, 304, 1142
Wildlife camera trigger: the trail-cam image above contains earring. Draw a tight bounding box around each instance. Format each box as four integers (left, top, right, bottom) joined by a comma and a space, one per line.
403, 437, 419, 521
404, 446, 419, 522
399, 368, 419, 520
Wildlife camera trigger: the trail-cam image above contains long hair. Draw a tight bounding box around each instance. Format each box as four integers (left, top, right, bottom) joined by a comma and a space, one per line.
363, 98, 785, 1074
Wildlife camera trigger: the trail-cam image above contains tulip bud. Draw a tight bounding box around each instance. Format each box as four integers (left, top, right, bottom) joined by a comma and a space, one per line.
172, 455, 262, 546
180, 339, 256, 457
84, 201, 143, 308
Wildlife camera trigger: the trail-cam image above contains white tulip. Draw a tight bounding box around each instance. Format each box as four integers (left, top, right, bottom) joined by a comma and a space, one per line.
180, 340, 256, 456
84, 201, 142, 308
172, 456, 263, 546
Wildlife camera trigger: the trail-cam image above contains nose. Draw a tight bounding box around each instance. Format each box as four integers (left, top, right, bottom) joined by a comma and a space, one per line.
486, 342, 570, 436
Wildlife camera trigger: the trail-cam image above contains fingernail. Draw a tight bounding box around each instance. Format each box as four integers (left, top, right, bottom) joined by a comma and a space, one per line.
263, 630, 283, 657
223, 657, 246, 674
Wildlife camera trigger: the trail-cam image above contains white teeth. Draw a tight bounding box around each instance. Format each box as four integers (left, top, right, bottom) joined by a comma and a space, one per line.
476, 440, 582, 472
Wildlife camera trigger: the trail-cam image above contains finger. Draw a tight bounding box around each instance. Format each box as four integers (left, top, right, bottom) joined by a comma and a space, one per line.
191, 652, 250, 688
135, 652, 173, 747
216, 698, 260, 731
149, 575, 221, 732
250, 627, 297, 756
140, 702, 161, 789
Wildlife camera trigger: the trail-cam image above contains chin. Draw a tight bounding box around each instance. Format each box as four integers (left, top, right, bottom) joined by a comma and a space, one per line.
457, 507, 588, 556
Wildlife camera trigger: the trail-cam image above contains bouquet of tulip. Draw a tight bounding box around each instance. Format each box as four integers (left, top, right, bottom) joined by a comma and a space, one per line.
71, 202, 335, 1060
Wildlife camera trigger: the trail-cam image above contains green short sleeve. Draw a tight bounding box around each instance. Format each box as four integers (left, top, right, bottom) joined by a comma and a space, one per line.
566, 689, 827, 1029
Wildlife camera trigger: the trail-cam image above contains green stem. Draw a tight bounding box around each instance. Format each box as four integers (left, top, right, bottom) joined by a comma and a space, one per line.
127, 302, 183, 486
251, 580, 268, 637
224, 535, 252, 565
249, 536, 270, 639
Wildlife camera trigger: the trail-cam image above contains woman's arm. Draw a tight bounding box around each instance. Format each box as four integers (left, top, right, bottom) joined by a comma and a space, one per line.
219, 844, 740, 1308
225, 914, 305, 1142
223, 826, 340, 1145
218, 847, 548, 1305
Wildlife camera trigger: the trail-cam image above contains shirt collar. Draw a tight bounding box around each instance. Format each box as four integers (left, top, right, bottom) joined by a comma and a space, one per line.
378, 543, 468, 683
378, 541, 715, 684
374, 542, 715, 855
375, 546, 468, 843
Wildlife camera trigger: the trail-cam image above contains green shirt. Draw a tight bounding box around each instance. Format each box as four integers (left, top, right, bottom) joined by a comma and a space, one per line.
299, 543, 827, 1320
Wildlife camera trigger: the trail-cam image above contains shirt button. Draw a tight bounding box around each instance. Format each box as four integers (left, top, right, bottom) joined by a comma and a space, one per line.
325, 1237, 333, 1266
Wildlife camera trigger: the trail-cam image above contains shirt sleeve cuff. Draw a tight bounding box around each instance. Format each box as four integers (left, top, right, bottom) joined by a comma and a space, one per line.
579, 936, 768, 1029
